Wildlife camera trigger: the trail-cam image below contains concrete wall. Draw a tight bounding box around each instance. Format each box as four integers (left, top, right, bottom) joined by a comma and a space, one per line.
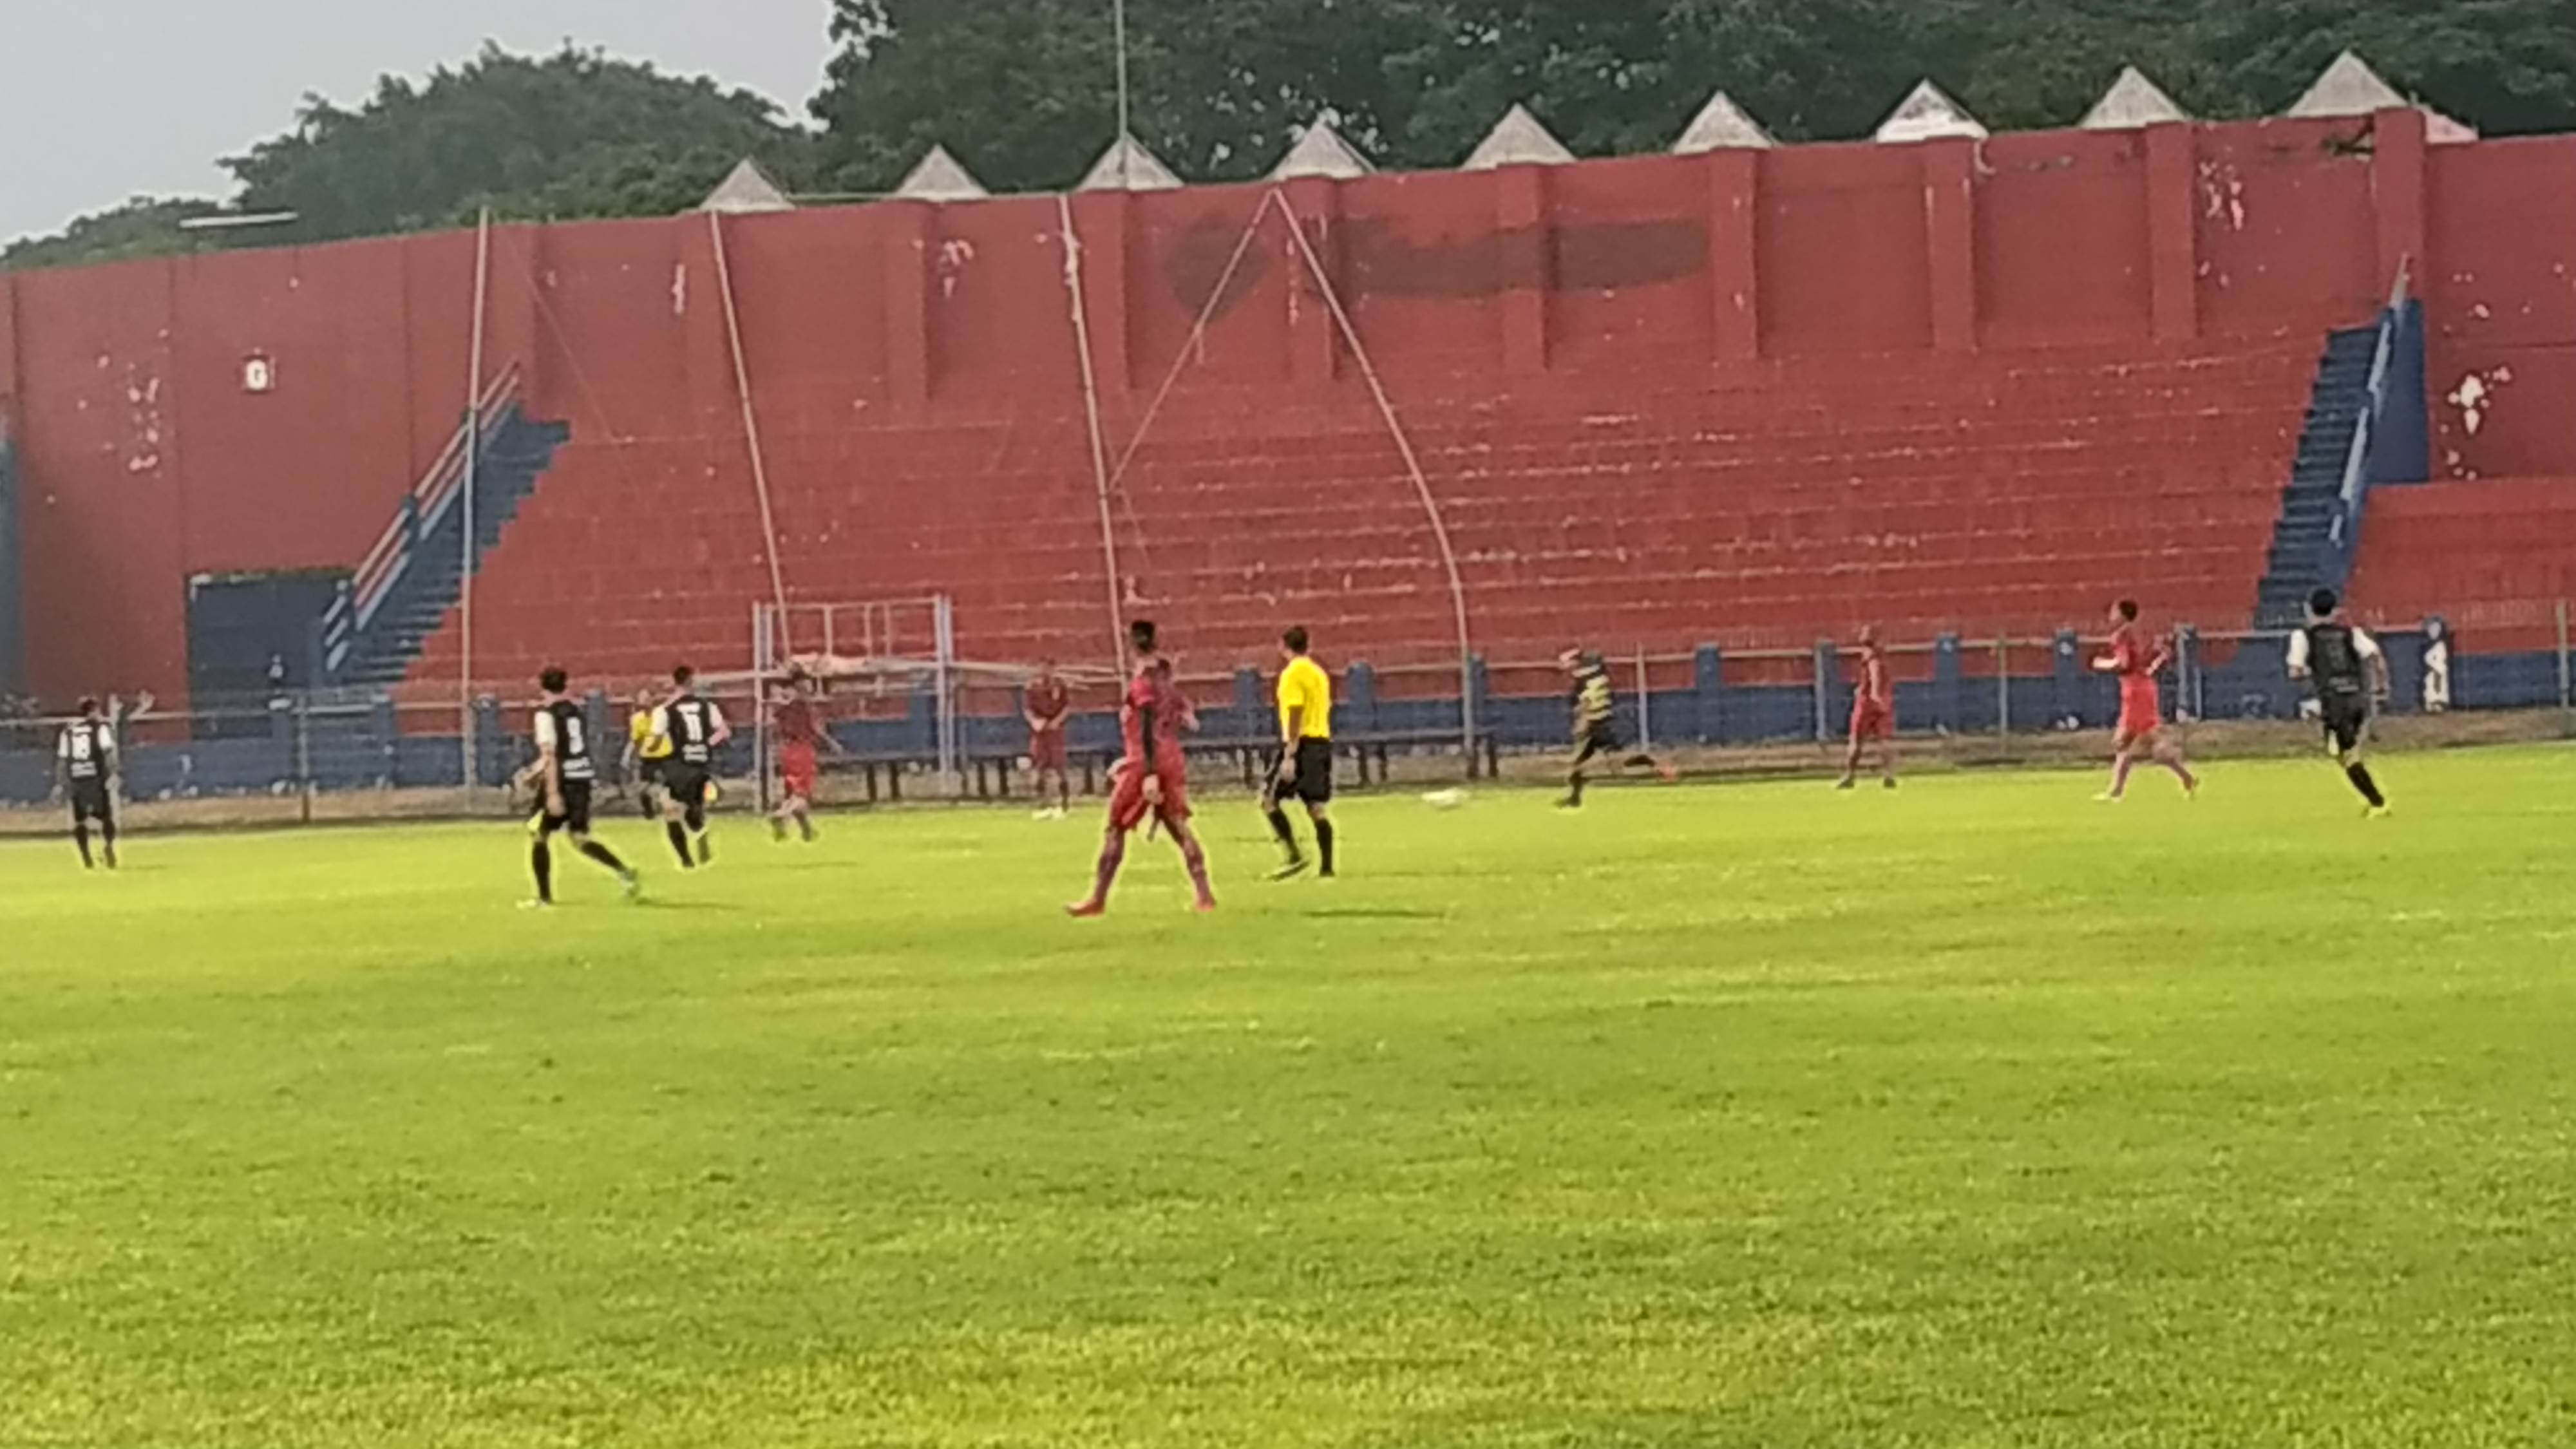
3, 109, 2569, 705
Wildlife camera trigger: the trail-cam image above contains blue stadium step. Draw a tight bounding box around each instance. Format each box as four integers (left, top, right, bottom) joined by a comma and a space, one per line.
2250, 321, 2385, 629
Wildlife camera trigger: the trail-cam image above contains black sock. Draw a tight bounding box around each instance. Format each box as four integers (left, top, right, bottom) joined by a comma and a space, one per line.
667, 820, 693, 867
73, 822, 92, 867
1627, 753, 1656, 772
1566, 772, 1586, 805
578, 840, 629, 875
1314, 819, 1336, 876
100, 821, 117, 867
1266, 807, 1301, 860
2346, 762, 2385, 808
531, 841, 554, 902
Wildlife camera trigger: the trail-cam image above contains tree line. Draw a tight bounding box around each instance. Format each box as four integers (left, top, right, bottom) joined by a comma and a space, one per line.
10, 0, 2573, 271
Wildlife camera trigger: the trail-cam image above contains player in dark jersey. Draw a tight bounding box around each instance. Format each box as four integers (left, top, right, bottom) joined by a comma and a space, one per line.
647, 665, 732, 869
2092, 599, 2198, 802
2288, 588, 2392, 816
1067, 620, 1217, 916
55, 697, 120, 869
769, 666, 843, 843
1837, 627, 1899, 790
513, 667, 640, 907
1558, 649, 1676, 808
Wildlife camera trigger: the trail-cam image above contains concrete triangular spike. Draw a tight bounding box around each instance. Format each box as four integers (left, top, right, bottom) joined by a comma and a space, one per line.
895, 144, 990, 202
699, 158, 795, 214
1874, 79, 1989, 143
1271, 115, 1373, 180
2081, 66, 2191, 129
1673, 90, 1777, 152
1079, 133, 1184, 192
2287, 51, 2409, 117
1463, 103, 1577, 169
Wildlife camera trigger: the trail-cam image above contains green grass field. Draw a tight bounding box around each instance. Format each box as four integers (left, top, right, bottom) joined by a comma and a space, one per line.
5, 749, 2573, 1448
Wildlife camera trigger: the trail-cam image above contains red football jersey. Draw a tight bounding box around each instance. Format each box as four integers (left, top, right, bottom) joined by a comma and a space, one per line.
1119, 662, 1188, 765
775, 697, 824, 747
2110, 624, 2168, 679
1027, 677, 1070, 729
1858, 647, 1891, 707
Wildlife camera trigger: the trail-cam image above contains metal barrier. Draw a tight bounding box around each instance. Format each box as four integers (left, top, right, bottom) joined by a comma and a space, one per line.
4, 607, 2568, 819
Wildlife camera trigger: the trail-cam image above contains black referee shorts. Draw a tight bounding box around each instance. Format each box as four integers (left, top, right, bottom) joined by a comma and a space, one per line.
2321, 695, 2371, 756
1267, 737, 1334, 807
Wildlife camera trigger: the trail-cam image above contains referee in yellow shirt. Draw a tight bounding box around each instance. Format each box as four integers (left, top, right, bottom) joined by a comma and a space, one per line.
1265, 626, 1337, 879
623, 687, 673, 819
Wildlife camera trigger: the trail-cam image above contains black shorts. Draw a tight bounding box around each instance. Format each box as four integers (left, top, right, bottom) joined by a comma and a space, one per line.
539, 779, 596, 836
638, 757, 667, 788
68, 779, 113, 824
2320, 695, 2371, 755
1268, 738, 1334, 806
663, 764, 712, 810
1571, 725, 1622, 766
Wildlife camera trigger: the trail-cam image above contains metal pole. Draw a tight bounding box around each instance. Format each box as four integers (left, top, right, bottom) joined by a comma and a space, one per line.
460, 206, 491, 791
1995, 637, 2011, 740
935, 594, 959, 795
1113, 0, 1132, 186
752, 601, 772, 817
2557, 598, 2571, 712
296, 697, 314, 827
1634, 647, 1651, 752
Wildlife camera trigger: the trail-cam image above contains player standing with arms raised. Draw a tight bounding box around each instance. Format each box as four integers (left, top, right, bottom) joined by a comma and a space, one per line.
649, 665, 731, 868
770, 667, 843, 843
1066, 620, 1217, 917
1837, 627, 1899, 790
2094, 599, 2198, 801
1264, 627, 1337, 880
1024, 659, 1074, 820
55, 697, 120, 869
2287, 588, 2392, 815
515, 668, 639, 907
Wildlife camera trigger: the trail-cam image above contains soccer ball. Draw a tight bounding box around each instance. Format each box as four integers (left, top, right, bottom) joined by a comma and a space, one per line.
1421, 788, 1468, 811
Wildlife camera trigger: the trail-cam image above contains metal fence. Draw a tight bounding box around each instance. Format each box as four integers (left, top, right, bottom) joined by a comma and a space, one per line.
3, 605, 2568, 820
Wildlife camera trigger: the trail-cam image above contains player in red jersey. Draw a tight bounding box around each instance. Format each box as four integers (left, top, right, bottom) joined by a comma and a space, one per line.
769, 667, 844, 842
2094, 598, 2199, 801
1837, 626, 1899, 790
1068, 620, 1217, 916
1024, 659, 1074, 819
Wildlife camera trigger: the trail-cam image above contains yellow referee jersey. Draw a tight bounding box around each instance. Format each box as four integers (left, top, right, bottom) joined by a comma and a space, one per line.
630, 709, 672, 760
1278, 655, 1332, 741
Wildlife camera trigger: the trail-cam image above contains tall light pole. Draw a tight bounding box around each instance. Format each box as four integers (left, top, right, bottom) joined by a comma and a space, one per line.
1113, 0, 1133, 187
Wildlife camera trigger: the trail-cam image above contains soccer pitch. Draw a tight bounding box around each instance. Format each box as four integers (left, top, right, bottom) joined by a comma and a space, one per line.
5, 750, 2571, 1448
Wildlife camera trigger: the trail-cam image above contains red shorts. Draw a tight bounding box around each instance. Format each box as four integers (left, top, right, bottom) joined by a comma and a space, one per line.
1029, 728, 1069, 773
1850, 701, 1894, 741
2116, 688, 2162, 740
779, 742, 819, 799
1106, 757, 1189, 833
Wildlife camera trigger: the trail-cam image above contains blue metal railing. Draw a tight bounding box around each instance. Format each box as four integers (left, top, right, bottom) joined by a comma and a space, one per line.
319, 366, 524, 674
2324, 264, 2414, 585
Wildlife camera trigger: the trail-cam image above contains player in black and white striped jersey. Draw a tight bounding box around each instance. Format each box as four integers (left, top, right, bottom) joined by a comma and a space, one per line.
514, 667, 641, 907
647, 665, 732, 869
55, 697, 119, 869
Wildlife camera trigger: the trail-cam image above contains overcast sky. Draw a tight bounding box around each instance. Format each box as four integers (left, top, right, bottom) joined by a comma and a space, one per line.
0, 0, 841, 244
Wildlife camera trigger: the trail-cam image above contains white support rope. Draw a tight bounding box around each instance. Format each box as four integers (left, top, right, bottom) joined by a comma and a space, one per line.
1104, 189, 1279, 497
1271, 185, 1479, 758
459, 207, 491, 780
1055, 193, 1132, 674
706, 211, 795, 649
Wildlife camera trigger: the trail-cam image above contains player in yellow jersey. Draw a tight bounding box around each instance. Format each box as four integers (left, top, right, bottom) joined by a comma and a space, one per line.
1264, 626, 1338, 879
621, 686, 671, 819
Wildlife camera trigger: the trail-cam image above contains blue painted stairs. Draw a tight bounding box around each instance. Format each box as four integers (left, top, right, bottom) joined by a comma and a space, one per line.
2253, 324, 2378, 628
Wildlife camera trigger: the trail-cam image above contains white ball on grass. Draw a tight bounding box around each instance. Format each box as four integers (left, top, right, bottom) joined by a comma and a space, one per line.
1421, 788, 1468, 811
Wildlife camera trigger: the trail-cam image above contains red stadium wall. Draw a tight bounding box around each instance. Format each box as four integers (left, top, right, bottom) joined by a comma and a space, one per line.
5, 109, 2573, 705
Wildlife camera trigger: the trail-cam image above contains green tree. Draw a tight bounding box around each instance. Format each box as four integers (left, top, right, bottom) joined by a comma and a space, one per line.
1, 198, 231, 272
225, 43, 813, 241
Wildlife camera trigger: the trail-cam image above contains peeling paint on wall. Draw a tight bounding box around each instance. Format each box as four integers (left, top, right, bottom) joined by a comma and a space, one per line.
2445, 366, 2513, 436
936, 239, 976, 299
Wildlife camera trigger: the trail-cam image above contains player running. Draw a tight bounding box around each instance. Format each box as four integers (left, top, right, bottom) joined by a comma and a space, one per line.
1264, 626, 1337, 880
1066, 620, 1217, 917
1558, 649, 1676, 808
2287, 588, 2392, 816
514, 668, 640, 907
55, 697, 120, 869
2094, 599, 2199, 801
770, 666, 844, 843
1024, 659, 1074, 819
1837, 627, 1899, 790
647, 665, 731, 868
623, 687, 670, 820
